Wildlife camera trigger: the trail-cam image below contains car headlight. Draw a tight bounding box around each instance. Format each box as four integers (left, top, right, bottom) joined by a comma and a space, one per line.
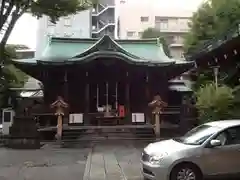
149, 153, 168, 165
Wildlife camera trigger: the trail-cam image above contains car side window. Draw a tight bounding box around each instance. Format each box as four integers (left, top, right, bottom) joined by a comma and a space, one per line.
215, 132, 228, 146
215, 126, 240, 146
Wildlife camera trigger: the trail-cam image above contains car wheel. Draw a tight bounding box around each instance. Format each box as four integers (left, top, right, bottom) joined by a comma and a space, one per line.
170, 163, 202, 180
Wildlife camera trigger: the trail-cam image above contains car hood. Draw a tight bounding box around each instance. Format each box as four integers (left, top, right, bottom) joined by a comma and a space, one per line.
144, 139, 196, 156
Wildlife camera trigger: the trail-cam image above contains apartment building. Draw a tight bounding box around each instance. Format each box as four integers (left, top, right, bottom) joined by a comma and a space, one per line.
35, 10, 91, 57
92, 0, 116, 38
118, 4, 193, 59
35, 0, 116, 57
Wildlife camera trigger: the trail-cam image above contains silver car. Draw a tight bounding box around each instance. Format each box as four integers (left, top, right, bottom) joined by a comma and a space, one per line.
141, 120, 240, 180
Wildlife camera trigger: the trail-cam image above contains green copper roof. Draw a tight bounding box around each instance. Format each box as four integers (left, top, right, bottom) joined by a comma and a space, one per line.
13, 35, 193, 67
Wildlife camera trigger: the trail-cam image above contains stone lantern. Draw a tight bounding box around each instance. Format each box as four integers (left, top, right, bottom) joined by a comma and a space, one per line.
50, 96, 68, 140
148, 95, 167, 138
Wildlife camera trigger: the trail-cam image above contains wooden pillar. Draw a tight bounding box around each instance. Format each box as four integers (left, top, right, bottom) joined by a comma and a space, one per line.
125, 71, 130, 113
145, 72, 151, 123
41, 69, 47, 103
63, 70, 68, 101
56, 115, 63, 140
155, 112, 161, 138
85, 71, 90, 113
145, 72, 150, 102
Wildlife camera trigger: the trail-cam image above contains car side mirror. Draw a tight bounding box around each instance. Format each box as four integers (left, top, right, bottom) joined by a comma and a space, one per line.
210, 139, 221, 147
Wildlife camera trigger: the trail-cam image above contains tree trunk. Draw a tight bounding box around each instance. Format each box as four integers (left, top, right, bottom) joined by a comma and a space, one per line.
0, 10, 22, 63
0, 1, 14, 30
0, 0, 6, 29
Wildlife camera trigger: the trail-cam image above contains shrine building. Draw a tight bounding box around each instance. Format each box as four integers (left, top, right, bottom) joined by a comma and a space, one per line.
11, 35, 194, 140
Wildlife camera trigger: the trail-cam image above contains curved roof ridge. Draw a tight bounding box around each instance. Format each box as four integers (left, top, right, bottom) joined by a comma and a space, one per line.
72, 35, 105, 57
38, 36, 53, 58
107, 35, 142, 59
73, 35, 141, 59
156, 38, 173, 62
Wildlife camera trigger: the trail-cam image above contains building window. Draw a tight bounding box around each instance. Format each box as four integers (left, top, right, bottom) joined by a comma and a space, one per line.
173, 35, 184, 44
127, 31, 135, 37
178, 18, 190, 31
155, 17, 168, 30
64, 17, 71, 26
138, 32, 143, 37
160, 19, 168, 30
155, 18, 168, 30
140, 16, 149, 22
155, 16, 162, 22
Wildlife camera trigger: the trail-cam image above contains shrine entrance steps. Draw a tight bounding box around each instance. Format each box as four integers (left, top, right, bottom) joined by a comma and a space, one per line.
61, 124, 155, 147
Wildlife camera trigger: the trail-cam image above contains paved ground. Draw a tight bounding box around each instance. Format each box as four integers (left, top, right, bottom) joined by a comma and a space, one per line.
0, 142, 147, 180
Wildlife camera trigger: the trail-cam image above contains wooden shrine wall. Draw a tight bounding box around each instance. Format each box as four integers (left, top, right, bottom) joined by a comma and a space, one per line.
41, 58, 170, 114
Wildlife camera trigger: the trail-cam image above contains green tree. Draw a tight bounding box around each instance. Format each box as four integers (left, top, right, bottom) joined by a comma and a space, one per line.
0, 45, 28, 107
185, 0, 240, 91
0, 0, 96, 106
196, 83, 235, 123
0, 0, 96, 62
142, 28, 172, 58
184, 0, 240, 52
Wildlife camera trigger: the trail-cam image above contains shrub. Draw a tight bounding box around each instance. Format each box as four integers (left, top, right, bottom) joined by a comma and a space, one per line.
195, 83, 235, 123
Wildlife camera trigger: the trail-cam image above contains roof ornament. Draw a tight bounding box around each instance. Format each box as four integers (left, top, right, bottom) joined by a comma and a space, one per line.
97, 36, 116, 51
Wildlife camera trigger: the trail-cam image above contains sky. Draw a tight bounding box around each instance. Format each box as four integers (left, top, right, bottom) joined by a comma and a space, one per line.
7, 0, 204, 50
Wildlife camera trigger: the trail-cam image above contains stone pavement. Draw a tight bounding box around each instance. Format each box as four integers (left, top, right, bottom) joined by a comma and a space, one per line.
0, 142, 147, 180
84, 142, 145, 180
0, 145, 90, 180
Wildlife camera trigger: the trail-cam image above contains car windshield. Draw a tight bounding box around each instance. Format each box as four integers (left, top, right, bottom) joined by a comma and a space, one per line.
173, 124, 221, 145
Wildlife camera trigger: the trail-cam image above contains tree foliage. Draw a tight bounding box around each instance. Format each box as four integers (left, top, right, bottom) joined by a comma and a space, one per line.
0, 0, 96, 57
196, 83, 235, 123
142, 28, 172, 58
184, 0, 240, 52
0, 0, 96, 106
0, 45, 27, 107
185, 0, 240, 123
